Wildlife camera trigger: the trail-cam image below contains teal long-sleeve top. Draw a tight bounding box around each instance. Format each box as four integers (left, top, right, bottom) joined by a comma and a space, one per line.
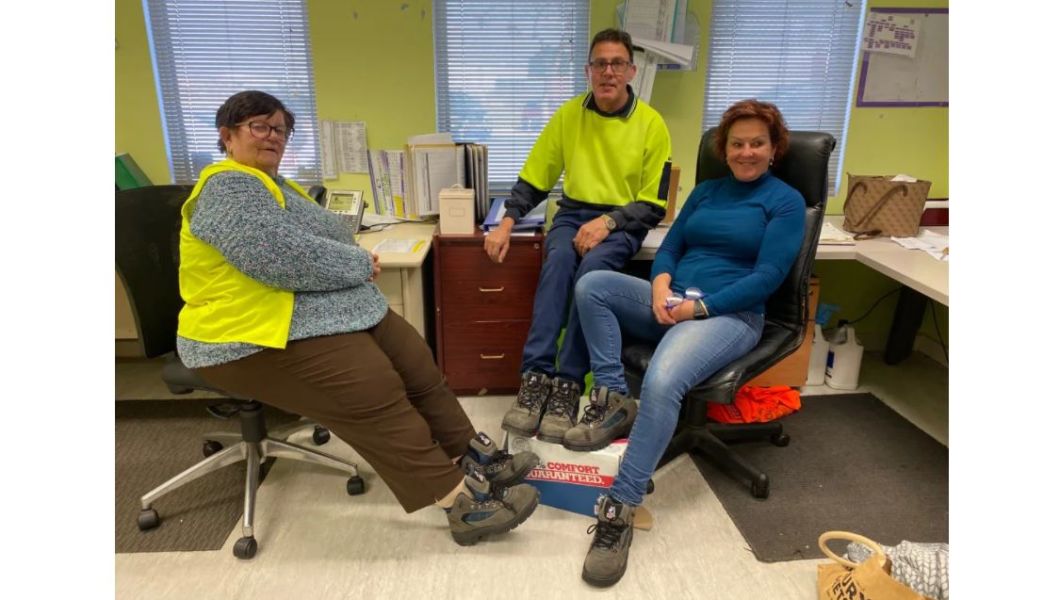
650, 171, 805, 316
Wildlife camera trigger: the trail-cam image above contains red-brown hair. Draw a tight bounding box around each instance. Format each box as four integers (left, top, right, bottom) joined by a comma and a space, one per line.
712, 99, 790, 163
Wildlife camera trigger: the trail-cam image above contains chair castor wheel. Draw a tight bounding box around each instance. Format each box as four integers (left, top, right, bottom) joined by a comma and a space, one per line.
312, 426, 331, 445
233, 536, 258, 559
137, 508, 160, 531
750, 476, 770, 499
770, 432, 790, 447
203, 440, 223, 457
347, 475, 366, 495
646, 479, 655, 494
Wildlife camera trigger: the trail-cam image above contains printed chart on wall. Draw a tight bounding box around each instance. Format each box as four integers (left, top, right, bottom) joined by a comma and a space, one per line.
856, 8, 948, 107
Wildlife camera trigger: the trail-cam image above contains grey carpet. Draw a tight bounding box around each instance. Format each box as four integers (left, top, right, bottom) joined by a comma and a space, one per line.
115, 400, 300, 553
691, 393, 948, 563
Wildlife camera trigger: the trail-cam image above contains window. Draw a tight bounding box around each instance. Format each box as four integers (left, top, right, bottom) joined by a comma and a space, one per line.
433, 0, 589, 192
144, 0, 321, 184
702, 0, 867, 193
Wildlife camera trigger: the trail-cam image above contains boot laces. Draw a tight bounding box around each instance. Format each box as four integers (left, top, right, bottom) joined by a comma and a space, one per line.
579, 391, 610, 425
516, 377, 549, 410
547, 382, 579, 416
586, 519, 627, 551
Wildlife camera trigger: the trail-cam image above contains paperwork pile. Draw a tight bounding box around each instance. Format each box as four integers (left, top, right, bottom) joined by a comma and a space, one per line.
890, 230, 949, 261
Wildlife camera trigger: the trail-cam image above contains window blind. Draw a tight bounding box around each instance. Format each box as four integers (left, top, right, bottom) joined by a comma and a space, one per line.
434, 0, 589, 192
143, 0, 321, 185
702, 0, 866, 193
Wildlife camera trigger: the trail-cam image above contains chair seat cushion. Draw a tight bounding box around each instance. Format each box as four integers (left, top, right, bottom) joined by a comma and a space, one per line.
162, 353, 233, 396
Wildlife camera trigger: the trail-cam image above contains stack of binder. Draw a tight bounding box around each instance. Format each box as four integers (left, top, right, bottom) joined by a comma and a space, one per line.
481, 197, 547, 232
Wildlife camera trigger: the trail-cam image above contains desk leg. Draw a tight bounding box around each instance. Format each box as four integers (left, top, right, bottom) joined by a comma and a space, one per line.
884, 286, 927, 365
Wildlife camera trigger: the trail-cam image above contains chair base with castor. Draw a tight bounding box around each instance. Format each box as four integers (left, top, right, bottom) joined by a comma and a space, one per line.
136, 388, 364, 559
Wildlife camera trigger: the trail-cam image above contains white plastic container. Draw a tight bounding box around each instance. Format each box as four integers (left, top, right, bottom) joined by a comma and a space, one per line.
825, 324, 864, 390
805, 324, 829, 386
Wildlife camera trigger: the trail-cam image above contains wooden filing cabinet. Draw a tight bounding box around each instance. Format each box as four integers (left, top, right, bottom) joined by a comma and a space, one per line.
433, 233, 544, 394
746, 276, 820, 387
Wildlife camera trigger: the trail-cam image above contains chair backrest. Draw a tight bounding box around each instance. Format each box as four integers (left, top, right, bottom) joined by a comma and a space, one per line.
115, 185, 194, 358
697, 128, 835, 332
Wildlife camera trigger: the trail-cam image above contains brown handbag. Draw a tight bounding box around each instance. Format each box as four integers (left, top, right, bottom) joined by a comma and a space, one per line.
842, 174, 932, 239
817, 531, 930, 600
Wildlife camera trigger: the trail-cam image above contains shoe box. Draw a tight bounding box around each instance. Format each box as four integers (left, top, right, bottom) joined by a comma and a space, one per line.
503, 432, 628, 518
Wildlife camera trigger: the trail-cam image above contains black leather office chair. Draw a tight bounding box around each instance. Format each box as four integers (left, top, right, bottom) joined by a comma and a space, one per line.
116, 185, 364, 559
622, 129, 835, 499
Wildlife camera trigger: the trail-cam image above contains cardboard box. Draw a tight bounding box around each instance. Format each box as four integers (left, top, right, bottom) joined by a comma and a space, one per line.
505, 432, 627, 518
439, 186, 475, 235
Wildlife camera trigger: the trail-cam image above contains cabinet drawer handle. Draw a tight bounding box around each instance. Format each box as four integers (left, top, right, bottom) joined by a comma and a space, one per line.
478, 286, 505, 293
480, 353, 506, 360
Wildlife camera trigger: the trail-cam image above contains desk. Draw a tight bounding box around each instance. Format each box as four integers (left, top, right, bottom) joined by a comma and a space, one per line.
356, 222, 437, 337
637, 215, 948, 363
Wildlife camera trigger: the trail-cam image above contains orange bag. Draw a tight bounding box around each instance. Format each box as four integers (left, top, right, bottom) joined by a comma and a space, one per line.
706, 385, 801, 424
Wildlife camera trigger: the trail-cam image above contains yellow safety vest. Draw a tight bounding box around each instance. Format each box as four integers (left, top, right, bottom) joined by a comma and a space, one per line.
177, 160, 314, 349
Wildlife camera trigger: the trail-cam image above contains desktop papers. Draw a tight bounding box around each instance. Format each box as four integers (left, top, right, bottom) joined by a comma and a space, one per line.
890, 230, 949, 261
819, 221, 856, 245
372, 238, 423, 254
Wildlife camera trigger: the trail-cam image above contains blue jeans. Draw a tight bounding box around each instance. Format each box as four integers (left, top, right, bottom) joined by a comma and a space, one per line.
573, 270, 765, 506
521, 209, 643, 382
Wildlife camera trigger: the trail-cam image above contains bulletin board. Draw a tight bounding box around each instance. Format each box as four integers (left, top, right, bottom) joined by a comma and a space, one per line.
856, 8, 948, 107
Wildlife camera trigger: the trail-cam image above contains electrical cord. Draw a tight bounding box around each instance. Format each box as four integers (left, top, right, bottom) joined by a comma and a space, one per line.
846, 287, 901, 325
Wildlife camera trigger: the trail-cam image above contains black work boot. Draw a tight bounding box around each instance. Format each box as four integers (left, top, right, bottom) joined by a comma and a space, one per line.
446, 469, 540, 546
501, 371, 552, 437
563, 386, 638, 451
460, 431, 539, 488
536, 377, 582, 443
581, 495, 636, 587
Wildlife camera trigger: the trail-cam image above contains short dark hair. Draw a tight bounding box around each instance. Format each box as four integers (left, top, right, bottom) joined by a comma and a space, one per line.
215, 90, 295, 153
589, 28, 634, 62
712, 99, 791, 162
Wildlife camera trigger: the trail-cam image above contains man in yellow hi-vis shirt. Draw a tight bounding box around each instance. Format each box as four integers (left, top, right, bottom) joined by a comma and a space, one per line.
485, 28, 673, 445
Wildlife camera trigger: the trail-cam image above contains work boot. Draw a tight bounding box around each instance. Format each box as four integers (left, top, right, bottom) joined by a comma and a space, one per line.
446, 469, 540, 546
582, 495, 636, 587
536, 377, 582, 443
563, 386, 638, 452
460, 431, 539, 489
501, 371, 552, 437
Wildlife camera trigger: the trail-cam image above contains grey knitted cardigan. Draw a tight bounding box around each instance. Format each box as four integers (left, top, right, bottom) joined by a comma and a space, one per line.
176, 171, 388, 368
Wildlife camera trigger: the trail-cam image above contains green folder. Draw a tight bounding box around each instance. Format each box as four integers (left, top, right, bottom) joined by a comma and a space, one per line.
116, 153, 153, 190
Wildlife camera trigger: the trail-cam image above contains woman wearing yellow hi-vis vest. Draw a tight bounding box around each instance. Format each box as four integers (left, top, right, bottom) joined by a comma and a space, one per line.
179, 91, 539, 546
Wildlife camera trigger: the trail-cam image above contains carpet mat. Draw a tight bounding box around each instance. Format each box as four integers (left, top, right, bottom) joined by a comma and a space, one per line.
691, 393, 948, 563
115, 400, 300, 553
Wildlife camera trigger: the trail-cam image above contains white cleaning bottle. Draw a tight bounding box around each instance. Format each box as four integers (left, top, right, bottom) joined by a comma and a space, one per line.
825, 324, 864, 390
806, 324, 829, 386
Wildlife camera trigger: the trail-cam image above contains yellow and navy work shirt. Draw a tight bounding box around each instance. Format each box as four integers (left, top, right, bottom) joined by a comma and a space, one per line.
504, 86, 673, 233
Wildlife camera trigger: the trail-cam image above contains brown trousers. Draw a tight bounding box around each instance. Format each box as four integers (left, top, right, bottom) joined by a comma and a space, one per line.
196, 310, 475, 512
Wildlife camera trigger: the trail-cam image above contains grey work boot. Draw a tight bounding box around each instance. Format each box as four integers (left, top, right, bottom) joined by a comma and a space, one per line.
563, 386, 638, 452
582, 495, 636, 587
536, 377, 582, 443
460, 431, 540, 488
446, 469, 540, 546
501, 371, 552, 437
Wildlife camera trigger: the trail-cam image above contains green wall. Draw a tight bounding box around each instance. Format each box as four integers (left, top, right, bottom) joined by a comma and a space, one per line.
114, 0, 948, 352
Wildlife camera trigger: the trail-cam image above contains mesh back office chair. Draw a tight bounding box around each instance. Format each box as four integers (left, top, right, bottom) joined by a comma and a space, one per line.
115, 185, 364, 559
622, 129, 835, 499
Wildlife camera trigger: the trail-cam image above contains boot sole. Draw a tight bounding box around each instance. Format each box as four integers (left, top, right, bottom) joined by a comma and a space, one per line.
451, 492, 540, 546
582, 561, 627, 587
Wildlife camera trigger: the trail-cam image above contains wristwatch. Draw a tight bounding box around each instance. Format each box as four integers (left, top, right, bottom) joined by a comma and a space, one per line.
693, 299, 709, 320
601, 214, 617, 232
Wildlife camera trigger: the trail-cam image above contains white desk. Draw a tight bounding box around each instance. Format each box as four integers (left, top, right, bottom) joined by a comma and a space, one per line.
356, 222, 437, 337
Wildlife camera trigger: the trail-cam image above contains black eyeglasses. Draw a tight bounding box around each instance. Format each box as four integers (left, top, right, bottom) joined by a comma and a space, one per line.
239, 121, 293, 141
588, 59, 632, 74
